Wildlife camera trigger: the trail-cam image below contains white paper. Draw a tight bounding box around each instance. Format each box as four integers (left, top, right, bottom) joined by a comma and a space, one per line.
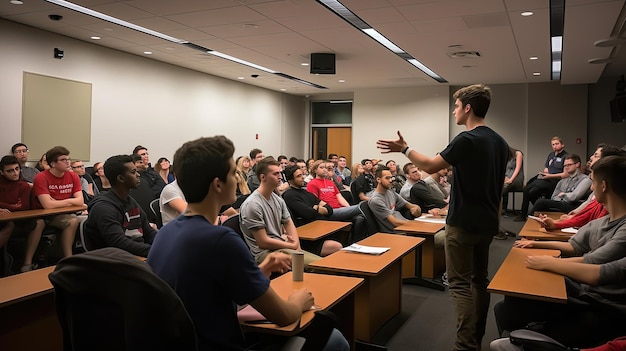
561, 227, 578, 234
342, 243, 390, 255
414, 214, 446, 224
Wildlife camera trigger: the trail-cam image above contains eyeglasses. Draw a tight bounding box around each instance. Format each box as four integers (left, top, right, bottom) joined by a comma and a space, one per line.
96, 167, 104, 171
14, 149, 28, 154
56, 157, 71, 163
563, 163, 576, 167
72, 165, 85, 169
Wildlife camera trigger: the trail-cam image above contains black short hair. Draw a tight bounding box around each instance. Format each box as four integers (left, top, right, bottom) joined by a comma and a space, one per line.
45, 146, 70, 164
133, 145, 147, 154
249, 148, 262, 159
104, 155, 134, 186
277, 155, 288, 162
284, 165, 299, 181
328, 153, 338, 159
361, 159, 371, 165
11, 143, 27, 154
289, 156, 298, 163
174, 136, 235, 203
452, 84, 491, 118
600, 144, 626, 158
131, 154, 143, 163
0, 155, 20, 169
565, 154, 582, 165
375, 165, 389, 178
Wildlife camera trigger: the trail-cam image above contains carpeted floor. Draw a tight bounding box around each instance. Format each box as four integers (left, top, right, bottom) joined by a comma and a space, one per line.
364, 214, 525, 351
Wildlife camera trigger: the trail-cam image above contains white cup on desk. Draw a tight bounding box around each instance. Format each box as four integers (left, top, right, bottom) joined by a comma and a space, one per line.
292, 251, 304, 281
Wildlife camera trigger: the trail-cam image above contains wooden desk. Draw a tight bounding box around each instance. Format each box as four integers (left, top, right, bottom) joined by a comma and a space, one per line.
243, 272, 363, 345
297, 220, 351, 241
394, 220, 445, 279
0, 266, 62, 351
519, 217, 572, 242
0, 205, 87, 222
487, 247, 567, 303
308, 233, 424, 341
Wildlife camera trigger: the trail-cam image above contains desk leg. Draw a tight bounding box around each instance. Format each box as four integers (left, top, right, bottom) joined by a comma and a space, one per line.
354, 261, 401, 341
402, 243, 446, 291
330, 291, 355, 350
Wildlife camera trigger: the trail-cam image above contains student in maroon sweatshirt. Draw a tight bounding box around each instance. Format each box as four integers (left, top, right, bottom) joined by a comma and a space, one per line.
0, 155, 44, 272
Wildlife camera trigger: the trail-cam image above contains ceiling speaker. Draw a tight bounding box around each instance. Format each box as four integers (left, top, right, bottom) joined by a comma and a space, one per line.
310, 53, 335, 74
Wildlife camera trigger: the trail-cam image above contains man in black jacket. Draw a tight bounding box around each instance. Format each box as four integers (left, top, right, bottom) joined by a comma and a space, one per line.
84, 155, 157, 257
282, 165, 334, 227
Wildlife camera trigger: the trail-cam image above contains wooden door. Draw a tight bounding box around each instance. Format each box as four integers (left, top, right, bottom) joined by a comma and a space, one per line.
327, 127, 352, 165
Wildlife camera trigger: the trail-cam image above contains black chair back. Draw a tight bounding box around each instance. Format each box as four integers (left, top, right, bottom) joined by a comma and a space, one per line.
149, 199, 163, 228
48, 248, 197, 351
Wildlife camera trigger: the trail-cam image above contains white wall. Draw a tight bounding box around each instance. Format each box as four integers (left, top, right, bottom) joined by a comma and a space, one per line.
0, 19, 304, 164
352, 86, 450, 164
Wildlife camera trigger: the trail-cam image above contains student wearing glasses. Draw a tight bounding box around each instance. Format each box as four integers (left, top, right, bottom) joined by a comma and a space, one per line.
32, 146, 83, 257
529, 154, 591, 214
11, 143, 39, 185
92, 161, 111, 192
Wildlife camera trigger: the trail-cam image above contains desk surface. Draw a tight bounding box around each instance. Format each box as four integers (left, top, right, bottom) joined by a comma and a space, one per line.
488, 247, 567, 303
0, 266, 55, 308
297, 220, 351, 241
394, 220, 444, 235
308, 233, 424, 276
519, 218, 572, 242
0, 205, 87, 222
243, 272, 363, 334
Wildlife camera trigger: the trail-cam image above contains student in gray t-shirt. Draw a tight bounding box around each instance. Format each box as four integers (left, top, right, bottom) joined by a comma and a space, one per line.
368, 166, 421, 233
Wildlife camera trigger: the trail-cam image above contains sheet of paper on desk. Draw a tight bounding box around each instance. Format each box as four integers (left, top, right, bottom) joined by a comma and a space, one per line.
342, 243, 390, 255
415, 215, 446, 224
561, 227, 578, 234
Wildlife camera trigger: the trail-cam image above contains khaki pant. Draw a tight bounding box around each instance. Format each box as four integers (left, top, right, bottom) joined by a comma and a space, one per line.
257, 248, 322, 270
445, 225, 493, 351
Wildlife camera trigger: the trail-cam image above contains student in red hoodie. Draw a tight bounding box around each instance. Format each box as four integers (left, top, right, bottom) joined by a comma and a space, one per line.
0, 155, 44, 272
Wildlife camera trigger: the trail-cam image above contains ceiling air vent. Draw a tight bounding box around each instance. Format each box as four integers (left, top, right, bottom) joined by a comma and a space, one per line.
446, 51, 482, 59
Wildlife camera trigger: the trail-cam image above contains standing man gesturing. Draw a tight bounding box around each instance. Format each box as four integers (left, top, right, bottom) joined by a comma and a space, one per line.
377, 84, 509, 351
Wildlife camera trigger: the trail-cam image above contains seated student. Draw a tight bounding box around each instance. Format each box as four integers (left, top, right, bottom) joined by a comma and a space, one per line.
147, 136, 348, 351
159, 179, 187, 225
92, 161, 111, 192
0, 155, 44, 272
399, 163, 420, 201
282, 165, 334, 227
132, 153, 165, 199
495, 155, 626, 348
501, 146, 524, 212
70, 159, 95, 204
423, 166, 451, 203
353, 159, 376, 201
84, 155, 157, 257
337, 156, 351, 185
535, 145, 625, 230
11, 143, 39, 185
385, 160, 405, 193
529, 154, 591, 214
368, 166, 422, 233
32, 146, 83, 258
240, 157, 342, 267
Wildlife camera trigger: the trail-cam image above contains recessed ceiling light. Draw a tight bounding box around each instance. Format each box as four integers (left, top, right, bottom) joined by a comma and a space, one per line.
338, 79, 345, 83
529, 56, 538, 60
301, 63, 309, 66
10, 0, 24, 5
280, 88, 286, 91
533, 72, 541, 76
521, 11, 534, 16
243, 24, 259, 29
90, 36, 100, 40
143, 51, 152, 55
237, 77, 245, 80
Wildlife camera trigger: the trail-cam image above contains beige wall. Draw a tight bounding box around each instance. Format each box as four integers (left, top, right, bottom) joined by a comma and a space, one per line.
0, 19, 304, 163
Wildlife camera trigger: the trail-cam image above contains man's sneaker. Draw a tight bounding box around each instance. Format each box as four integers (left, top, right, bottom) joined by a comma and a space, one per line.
494, 228, 508, 240
442, 272, 449, 286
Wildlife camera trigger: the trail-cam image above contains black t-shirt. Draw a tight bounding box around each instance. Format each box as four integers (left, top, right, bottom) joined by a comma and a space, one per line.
440, 126, 508, 234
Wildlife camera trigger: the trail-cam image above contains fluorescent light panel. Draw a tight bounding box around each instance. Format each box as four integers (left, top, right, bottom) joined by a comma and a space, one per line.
317, 0, 447, 83
549, 0, 564, 80
45, 0, 326, 89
